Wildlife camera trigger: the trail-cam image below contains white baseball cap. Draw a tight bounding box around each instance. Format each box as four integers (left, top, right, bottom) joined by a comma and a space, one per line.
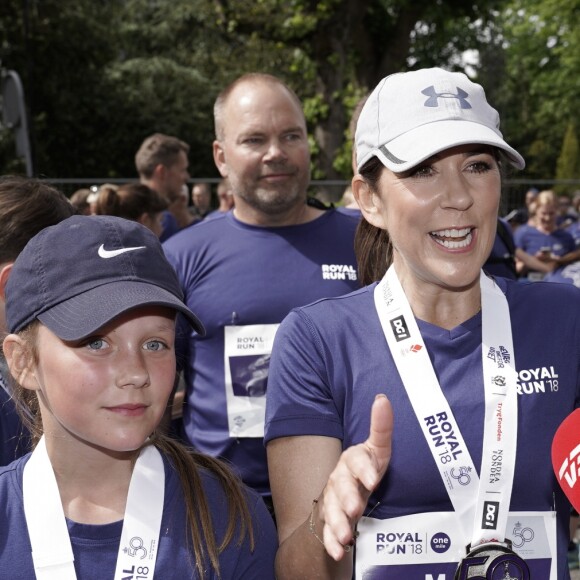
355, 67, 525, 173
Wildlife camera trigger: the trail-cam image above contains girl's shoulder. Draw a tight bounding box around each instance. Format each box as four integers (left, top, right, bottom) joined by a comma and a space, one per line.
0, 453, 29, 490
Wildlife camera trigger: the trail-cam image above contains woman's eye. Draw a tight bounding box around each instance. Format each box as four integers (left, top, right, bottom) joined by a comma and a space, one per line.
409, 165, 433, 178
467, 161, 492, 173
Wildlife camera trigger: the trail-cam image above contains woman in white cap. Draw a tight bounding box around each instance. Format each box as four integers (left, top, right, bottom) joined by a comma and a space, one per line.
264, 68, 580, 578
0, 215, 277, 579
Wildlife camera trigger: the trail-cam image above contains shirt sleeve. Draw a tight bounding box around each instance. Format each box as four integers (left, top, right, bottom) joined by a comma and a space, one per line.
264, 309, 344, 444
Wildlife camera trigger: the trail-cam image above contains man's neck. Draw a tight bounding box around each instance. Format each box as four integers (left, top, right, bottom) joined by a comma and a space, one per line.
233, 201, 324, 227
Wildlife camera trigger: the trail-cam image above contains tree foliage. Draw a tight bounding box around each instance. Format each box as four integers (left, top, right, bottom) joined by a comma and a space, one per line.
483, 0, 580, 181
555, 122, 580, 194
1, 0, 578, 198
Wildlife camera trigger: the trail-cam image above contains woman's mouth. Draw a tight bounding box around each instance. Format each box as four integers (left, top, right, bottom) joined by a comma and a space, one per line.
429, 227, 473, 249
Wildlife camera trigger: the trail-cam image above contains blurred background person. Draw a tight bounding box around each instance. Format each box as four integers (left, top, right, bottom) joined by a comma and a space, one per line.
190, 182, 213, 221
515, 189, 579, 283
205, 178, 235, 221
135, 133, 195, 241
95, 182, 169, 238
557, 192, 578, 229
69, 188, 92, 215
522, 186, 539, 223
0, 175, 75, 466
567, 191, 580, 248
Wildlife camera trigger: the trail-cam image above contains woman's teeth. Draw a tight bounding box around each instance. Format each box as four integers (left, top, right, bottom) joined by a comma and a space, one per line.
430, 228, 473, 249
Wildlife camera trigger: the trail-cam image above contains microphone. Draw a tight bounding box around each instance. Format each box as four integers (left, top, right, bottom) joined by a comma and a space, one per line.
551, 408, 580, 512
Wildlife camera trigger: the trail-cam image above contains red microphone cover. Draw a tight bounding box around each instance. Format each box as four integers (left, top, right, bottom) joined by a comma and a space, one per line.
551, 408, 580, 512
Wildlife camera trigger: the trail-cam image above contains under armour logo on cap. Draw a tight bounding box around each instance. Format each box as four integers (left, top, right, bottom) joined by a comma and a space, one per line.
421, 85, 472, 109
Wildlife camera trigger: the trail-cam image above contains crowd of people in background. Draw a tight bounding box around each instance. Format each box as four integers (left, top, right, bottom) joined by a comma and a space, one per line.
482, 186, 580, 288
68, 174, 233, 240
0, 68, 579, 579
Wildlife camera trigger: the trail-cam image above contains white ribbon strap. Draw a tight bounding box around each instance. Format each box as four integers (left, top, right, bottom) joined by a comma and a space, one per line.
23, 438, 165, 580
374, 267, 518, 548
114, 445, 165, 580
23, 436, 76, 580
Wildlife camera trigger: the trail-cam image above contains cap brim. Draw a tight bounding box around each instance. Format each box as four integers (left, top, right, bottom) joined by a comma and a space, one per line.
38, 281, 205, 341
364, 119, 525, 173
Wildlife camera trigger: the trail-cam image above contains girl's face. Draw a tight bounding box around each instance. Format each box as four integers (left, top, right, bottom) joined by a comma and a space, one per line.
27, 306, 177, 454
357, 145, 501, 292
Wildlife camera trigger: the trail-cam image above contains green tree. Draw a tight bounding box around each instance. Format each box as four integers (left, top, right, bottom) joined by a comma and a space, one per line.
555, 122, 580, 194
194, 0, 508, 196
0, 0, 125, 177
484, 0, 580, 180
2, 0, 534, 196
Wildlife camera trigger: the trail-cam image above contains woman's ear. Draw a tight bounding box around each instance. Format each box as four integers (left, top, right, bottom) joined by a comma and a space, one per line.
352, 174, 387, 229
2, 334, 38, 391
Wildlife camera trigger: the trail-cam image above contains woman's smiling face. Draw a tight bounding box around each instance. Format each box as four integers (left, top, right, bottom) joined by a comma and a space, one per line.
369, 145, 501, 292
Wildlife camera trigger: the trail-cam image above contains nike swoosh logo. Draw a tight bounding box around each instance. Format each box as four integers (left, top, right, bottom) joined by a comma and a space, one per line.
98, 244, 146, 259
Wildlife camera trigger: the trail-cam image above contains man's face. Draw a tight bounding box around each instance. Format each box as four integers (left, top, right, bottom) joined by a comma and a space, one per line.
162, 151, 190, 202
213, 81, 311, 218
192, 186, 211, 212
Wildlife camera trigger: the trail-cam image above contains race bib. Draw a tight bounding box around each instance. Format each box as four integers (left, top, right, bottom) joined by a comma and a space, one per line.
224, 324, 279, 437
355, 511, 556, 579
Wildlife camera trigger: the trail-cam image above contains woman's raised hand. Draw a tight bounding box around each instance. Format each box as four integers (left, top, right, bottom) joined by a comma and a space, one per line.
315, 394, 393, 560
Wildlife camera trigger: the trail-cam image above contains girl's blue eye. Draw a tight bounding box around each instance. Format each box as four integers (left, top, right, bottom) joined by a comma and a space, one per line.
86, 338, 106, 350
144, 340, 166, 352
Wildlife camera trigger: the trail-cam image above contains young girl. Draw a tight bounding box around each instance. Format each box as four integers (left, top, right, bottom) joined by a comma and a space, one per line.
0, 215, 277, 579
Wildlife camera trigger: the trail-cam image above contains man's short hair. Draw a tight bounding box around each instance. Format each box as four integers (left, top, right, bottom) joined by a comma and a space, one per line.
213, 73, 304, 141
135, 133, 190, 179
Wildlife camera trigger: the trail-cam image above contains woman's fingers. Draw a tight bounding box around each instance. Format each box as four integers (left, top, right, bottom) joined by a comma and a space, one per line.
318, 395, 394, 560
365, 394, 394, 484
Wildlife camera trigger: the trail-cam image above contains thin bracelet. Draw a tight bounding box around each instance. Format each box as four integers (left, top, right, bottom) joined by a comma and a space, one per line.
309, 499, 325, 546
309, 499, 352, 553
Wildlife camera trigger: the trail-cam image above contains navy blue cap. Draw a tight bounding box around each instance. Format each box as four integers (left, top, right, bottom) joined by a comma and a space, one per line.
6, 215, 205, 340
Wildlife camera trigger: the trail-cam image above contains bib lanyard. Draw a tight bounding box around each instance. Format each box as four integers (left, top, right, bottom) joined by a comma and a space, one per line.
23, 437, 165, 580
374, 267, 518, 548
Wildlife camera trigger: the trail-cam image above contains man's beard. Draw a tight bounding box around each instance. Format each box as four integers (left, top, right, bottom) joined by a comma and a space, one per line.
233, 173, 309, 216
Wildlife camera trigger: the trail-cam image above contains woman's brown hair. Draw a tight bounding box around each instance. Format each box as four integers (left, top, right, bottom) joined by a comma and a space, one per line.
354, 156, 393, 286
95, 183, 168, 221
